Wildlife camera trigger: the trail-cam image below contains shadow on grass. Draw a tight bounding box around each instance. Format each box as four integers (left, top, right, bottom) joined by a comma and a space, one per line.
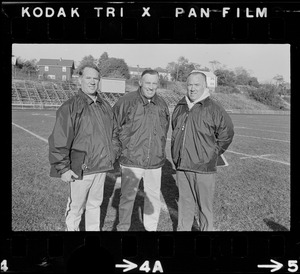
161, 159, 178, 231
263, 218, 289, 231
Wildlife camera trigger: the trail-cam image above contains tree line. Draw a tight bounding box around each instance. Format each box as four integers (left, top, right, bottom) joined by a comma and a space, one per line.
78, 52, 130, 79
14, 53, 290, 98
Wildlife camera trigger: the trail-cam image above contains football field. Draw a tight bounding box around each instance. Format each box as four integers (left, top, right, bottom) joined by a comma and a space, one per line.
12, 109, 290, 231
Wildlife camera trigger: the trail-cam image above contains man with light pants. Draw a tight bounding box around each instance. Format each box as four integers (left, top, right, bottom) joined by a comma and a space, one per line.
48, 63, 118, 231
113, 69, 170, 231
171, 70, 234, 231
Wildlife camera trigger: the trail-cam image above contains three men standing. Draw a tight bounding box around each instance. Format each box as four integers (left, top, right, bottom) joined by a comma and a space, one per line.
49, 67, 233, 232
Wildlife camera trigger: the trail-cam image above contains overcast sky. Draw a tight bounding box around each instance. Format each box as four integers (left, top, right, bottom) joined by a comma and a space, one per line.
12, 44, 290, 83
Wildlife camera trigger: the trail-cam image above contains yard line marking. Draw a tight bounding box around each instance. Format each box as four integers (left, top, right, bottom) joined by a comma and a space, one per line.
233, 122, 290, 129
31, 113, 56, 118
234, 134, 289, 143
226, 150, 290, 166
12, 122, 48, 143
166, 138, 290, 165
235, 126, 289, 134
239, 154, 274, 159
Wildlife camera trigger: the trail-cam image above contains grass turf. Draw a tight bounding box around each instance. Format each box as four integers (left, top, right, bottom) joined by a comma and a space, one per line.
11, 110, 290, 231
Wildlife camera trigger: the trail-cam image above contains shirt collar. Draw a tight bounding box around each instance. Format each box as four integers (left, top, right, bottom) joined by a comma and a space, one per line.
78, 89, 102, 105
138, 87, 159, 105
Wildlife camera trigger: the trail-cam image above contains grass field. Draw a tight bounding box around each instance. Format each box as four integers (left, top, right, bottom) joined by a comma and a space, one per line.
12, 109, 290, 231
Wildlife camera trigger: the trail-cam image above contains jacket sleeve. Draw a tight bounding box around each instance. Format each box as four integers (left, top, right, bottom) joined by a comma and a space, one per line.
214, 107, 234, 156
112, 99, 129, 157
112, 98, 129, 129
48, 103, 75, 176
171, 106, 179, 131
111, 111, 122, 160
165, 105, 170, 137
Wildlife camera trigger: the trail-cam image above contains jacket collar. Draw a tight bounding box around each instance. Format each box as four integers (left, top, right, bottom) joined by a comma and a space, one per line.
78, 89, 103, 105
185, 88, 210, 109
178, 94, 210, 106
138, 87, 159, 106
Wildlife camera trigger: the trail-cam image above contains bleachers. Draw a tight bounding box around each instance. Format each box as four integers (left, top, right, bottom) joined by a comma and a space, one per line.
157, 89, 182, 107
27, 88, 41, 103
12, 79, 186, 109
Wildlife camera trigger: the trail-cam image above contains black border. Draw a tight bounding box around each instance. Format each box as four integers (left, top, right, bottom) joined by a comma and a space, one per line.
2, 1, 299, 273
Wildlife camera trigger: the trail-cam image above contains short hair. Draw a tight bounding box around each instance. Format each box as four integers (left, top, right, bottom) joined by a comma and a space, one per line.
141, 69, 159, 78
187, 70, 207, 86
78, 63, 100, 76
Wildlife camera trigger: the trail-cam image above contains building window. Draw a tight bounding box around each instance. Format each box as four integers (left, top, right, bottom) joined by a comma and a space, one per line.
45, 66, 49, 72
62, 66, 66, 72
48, 75, 55, 79
62, 75, 67, 81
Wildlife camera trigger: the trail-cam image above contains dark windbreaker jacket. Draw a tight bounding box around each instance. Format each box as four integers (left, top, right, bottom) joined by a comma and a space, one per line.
113, 88, 170, 169
171, 96, 234, 173
48, 89, 118, 178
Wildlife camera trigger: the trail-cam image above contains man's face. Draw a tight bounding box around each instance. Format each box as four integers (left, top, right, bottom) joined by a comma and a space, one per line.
79, 67, 100, 95
139, 73, 159, 99
186, 73, 206, 102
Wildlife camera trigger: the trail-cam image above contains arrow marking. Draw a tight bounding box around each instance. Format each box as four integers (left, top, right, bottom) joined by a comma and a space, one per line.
116, 259, 138, 272
258, 259, 283, 272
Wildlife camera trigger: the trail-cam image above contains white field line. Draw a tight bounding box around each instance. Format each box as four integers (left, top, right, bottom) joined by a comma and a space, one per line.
166, 138, 290, 166
234, 134, 289, 143
235, 126, 289, 134
12, 122, 48, 143
233, 121, 290, 129
225, 150, 290, 166
239, 154, 274, 159
31, 113, 56, 118
13, 122, 290, 166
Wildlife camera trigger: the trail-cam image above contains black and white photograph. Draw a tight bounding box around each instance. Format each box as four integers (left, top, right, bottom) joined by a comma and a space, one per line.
11, 43, 290, 232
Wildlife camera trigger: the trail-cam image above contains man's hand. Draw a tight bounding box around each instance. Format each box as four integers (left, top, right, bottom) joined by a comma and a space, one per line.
61, 170, 79, 183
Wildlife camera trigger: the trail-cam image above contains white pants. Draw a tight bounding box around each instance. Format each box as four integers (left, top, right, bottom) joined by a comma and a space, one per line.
65, 173, 106, 231
117, 166, 162, 231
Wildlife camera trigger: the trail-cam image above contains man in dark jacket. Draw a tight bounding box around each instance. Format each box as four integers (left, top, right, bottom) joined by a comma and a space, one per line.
48, 64, 118, 231
171, 70, 234, 231
113, 69, 170, 231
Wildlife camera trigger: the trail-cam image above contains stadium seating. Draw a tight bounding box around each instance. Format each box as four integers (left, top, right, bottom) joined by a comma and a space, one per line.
12, 79, 184, 109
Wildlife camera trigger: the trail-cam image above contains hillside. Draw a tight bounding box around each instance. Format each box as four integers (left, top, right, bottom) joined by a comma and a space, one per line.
12, 79, 290, 112
211, 93, 283, 111
126, 81, 290, 111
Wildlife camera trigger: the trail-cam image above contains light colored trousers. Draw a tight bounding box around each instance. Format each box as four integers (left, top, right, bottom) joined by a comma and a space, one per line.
65, 172, 106, 231
117, 166, 162, 231
176, 170, 216, 231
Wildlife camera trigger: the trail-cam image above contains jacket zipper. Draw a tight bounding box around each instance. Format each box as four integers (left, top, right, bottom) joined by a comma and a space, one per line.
179, 112, 189, 167
146, 132, 152, 167
146, 108, 154, 167
93, 104, 113, 166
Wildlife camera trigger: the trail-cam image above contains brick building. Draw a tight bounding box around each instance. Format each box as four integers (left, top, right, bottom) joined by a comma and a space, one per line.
37, 58, 75, 81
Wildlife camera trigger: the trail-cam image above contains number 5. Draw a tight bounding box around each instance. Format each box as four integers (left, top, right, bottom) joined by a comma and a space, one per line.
288, 260, 298, 273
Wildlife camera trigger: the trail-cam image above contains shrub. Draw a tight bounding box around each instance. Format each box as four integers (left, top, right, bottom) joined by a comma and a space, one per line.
215, 86, 240, 94
246, 84, 286, 109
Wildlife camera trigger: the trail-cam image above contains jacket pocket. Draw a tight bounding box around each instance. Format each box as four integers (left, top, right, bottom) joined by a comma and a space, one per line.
70, 149, 87, 180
